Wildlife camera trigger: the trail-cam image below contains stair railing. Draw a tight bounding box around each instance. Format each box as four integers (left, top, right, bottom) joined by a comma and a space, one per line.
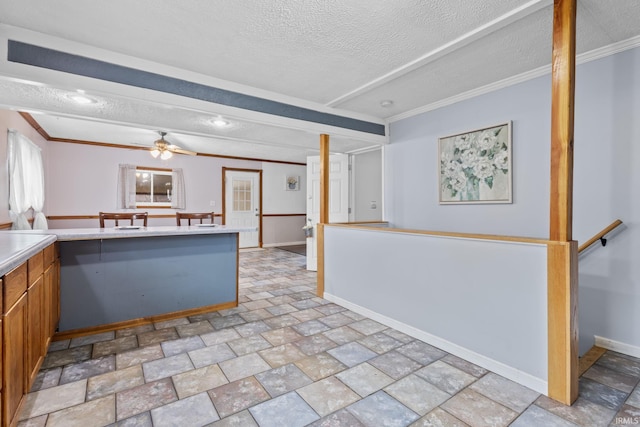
578, 219, 624, 255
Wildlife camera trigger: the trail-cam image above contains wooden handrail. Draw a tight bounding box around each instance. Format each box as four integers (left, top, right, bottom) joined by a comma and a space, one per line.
578, 219, 623, 253
325, 223, 552, 246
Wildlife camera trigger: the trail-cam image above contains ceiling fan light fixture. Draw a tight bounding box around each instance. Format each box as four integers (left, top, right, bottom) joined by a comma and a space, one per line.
150, 148, 161, 158
160, 150, 173, 160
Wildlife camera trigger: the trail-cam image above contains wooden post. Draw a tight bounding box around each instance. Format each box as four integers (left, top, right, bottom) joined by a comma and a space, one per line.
317, 134, 330, 297
549, 0, 576, 242
548, 0, 578, 405
548, 241, 579, 404
319, 134, 330, 225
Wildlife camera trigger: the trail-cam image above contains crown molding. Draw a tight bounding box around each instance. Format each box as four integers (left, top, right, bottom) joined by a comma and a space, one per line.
327, 0, 552, 108
388, 35, 640, 123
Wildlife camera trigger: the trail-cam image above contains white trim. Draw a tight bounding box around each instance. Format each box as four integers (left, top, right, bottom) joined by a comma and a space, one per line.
0, 24, 383, 126
381, 145, 386, 223
326, 0, 552, 107
345, 145, 383, 155
262, 241, 305, 248
0, 25, 387, 147
389, 35, 640, 123
324, 292, 548, 395
576, 35, 640, 65
594, 336, 640, 359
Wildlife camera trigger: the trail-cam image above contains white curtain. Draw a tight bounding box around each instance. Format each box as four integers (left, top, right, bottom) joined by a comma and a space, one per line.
116, 164, 137, 209
171, 168, 186, 209
8, 130, 48, 230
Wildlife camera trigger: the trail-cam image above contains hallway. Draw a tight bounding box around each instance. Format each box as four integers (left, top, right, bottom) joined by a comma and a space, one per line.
18, 248, 640, 426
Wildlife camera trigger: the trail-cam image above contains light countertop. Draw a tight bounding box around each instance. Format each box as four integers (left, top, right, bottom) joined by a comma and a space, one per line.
0, 232, 57, 277
4, 225, 255, 241
0, 225, 254, 276
49, 225, 255, 241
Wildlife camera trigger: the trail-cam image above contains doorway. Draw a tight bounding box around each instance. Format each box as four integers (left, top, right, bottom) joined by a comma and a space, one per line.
306, 154, 350, 270
223, 168, 262, 248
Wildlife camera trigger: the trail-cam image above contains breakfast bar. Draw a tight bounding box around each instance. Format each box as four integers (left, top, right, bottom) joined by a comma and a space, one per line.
0, 224, 252, 425
51, 225, 252, 333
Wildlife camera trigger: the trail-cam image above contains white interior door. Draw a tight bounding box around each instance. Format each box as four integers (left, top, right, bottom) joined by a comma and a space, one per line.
306, 154, 350, 270
225, 170, 260, 248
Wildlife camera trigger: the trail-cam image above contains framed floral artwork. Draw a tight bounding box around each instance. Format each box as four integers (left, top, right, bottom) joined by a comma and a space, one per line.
286, 175, 300, 191
439, 122, 512, 204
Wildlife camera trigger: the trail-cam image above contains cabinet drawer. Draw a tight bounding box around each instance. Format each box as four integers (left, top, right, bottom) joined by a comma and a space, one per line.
4, 263, 27, 313
28, 251, 44, 286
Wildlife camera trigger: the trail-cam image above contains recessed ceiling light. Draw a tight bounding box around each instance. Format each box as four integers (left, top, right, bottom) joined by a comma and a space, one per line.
66, 90, 97, 105
380, 100, 394, 108
211, 117, 230, 127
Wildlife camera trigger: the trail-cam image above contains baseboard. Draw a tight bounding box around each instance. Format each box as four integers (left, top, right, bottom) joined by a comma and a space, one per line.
325, 293, 548, 395
579, 346, 607, 376
263, 241, 305, 248
53, 300, 238, 341
595, 336, 640, 358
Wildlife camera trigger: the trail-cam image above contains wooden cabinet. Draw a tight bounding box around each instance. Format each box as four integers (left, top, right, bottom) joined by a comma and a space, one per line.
0, 279, 3, 426
1, 242, 59, 427
26, 275, 44, 387
44, 243, 60, 340
3, 294, 26, 427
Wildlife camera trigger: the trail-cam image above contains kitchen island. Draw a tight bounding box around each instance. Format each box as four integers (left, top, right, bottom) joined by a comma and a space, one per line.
26, 225, 253, 335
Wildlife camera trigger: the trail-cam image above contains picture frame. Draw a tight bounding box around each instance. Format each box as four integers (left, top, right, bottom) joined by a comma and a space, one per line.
438, 121, 512, 204
286, 175, 300, 191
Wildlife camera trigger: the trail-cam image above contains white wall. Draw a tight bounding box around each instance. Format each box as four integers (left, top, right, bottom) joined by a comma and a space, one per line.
572, 47, 640, 356
387, 75, 551, 238
352, 149, 383, 222
261, 162, 307, 245
45, 141, 259, 220
387, 46, 640, 356
20, 131, 308, 245
0, 110, 310, 244
262, 162, 306, 214
324, 226, 548, 393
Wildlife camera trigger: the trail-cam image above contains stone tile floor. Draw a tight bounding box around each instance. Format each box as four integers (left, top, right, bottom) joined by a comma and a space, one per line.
17, 248, 640, 427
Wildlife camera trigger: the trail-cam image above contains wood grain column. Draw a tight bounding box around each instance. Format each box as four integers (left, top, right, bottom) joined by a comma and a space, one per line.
319, 134, 330, 224
548, 0, 578, 406
548, 241, 578, 404
317, 134, 330, 297
549, 0, 576, 241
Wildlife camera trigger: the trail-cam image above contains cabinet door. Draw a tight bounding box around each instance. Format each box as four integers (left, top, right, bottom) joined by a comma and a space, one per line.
43, 265, 53, 347
52, 260, 60, 335
0, 316, 2, 427
27, 276, 44, 388
3, 294, 27, 427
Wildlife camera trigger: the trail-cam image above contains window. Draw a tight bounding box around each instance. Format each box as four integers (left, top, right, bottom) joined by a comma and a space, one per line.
8, 130, 48, 229
136, 168, 173, 207
232, 179, 252, 212
117, 165, 184, 209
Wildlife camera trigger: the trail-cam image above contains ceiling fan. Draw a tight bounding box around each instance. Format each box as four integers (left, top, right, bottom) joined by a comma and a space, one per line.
150, 131, 197, 159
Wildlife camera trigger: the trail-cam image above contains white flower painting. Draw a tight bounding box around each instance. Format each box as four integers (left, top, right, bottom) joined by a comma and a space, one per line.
439, 122, 512, 204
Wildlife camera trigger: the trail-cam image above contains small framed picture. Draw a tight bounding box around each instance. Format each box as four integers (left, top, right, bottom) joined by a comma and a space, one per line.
286, 175, 300, 191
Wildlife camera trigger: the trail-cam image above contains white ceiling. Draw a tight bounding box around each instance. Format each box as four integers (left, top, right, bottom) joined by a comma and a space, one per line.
0, 0, 639, 163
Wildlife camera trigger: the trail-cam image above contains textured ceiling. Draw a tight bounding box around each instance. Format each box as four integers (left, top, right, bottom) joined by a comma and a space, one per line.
0, 0, 639, 163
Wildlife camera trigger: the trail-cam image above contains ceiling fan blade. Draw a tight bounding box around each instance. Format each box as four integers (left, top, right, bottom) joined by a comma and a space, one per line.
170, 146, 197, 156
